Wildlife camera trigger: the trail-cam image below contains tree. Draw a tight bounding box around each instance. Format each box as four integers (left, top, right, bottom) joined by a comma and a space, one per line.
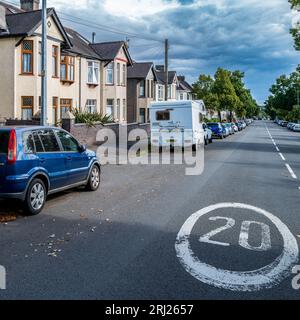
265, 65, 300, 119
289, 0, 300, 49
213, 68, 240, 121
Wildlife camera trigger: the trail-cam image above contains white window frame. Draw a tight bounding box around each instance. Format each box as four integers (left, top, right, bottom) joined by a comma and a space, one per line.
106, 99, 114, 117
87, 61, 99, 85
106, 62, 114, 85
122, 64, 126, 86
86, 99, 97, 113
158, 85, 164, 100
117, 63, 121, 86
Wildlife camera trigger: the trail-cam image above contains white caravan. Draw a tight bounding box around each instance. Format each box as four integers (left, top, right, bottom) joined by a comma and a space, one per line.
149, 100, 205, 149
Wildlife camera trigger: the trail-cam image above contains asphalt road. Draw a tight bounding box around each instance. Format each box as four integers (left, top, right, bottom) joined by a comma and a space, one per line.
0, 121, 299, 300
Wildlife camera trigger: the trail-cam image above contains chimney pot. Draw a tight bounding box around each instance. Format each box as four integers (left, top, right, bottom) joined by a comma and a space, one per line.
20, 0, 40, 11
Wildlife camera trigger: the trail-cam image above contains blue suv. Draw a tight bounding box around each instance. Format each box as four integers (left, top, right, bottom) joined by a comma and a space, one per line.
0, 127, 101, 215
206, 122, 225, 139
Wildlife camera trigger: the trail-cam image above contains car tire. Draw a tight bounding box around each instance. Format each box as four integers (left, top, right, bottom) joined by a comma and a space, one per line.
24, 178, 46, 216
204, 137, 208, 146
86, 165, 101, 191
220, 135, 223, 140
209, 138, 213, 143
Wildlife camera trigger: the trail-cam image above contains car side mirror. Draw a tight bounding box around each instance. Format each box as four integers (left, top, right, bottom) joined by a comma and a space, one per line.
78, 144, 86, 153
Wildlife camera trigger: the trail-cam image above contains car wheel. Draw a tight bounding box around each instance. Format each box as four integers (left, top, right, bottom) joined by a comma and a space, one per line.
86, 165, 101, 191
209, 138, 213, 143
24, 178, 46, 216
220, 135, 223, 139
205, 137, 208, 145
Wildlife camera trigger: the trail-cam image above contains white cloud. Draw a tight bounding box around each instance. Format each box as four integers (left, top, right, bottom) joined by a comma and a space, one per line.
103, 0, 180, 19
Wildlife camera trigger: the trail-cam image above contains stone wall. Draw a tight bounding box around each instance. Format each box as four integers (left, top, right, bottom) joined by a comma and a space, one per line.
70, 122, 150, 149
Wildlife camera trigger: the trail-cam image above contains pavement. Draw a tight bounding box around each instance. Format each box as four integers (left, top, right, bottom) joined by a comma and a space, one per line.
0, 120, 299, 300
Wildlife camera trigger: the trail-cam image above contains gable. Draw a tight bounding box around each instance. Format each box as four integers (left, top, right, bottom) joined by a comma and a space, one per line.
116, 46, 128, 63
35, 16, 64, 42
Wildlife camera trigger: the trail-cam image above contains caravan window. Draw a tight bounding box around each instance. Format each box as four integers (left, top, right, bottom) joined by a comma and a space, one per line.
199, 113, 203, 123
156, 111, 170, 121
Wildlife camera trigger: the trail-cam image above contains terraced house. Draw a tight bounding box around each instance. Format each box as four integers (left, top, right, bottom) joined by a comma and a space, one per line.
0, 0, 132, 124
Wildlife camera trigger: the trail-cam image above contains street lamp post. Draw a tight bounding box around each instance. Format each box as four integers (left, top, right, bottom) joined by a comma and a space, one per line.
41, 0, 47, 126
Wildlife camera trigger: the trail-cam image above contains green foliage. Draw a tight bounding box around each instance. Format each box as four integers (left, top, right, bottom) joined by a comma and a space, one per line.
193, 68, 258, 121
73, 109, 113, 127
289, 0, 300, 49
265, 65, 300, 119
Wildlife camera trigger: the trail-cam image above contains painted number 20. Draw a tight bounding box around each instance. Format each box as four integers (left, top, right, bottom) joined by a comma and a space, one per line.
199, 216, 271, 252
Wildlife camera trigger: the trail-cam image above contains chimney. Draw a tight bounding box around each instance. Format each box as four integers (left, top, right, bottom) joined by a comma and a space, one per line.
0, 5, 8, 33
92, 32, 96, 44
20, 0, 40, 11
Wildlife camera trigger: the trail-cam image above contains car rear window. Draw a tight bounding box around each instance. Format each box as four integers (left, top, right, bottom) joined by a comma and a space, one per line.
0, 131, 10, 154
207, 123, 218, 127
36, 130, 60, 152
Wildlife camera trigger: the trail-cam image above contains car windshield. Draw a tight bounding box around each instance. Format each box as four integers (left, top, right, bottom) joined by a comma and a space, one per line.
207, 123, 219, 127
0, 130, 10, 154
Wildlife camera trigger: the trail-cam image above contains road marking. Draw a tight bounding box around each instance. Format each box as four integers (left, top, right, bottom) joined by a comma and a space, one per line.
286, 164, 298, 179
175, 203, 299, 292
266, 125, 298, 180
279, 153, 286, 161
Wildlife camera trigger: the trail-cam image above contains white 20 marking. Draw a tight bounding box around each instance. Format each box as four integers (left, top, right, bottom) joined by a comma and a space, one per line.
199, 216, 271, 252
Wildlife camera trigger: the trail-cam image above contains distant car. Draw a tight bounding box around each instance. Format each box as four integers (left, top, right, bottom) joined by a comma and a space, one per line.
236, 122, 243, 131
293, 124, 300, 132
224, 123, 234, 135
0, 127, 101, 215
206, 122, 225, 139
203, 123, 213, 144
281, 121, 288, 127
231, 123, 238, 132
238, 121, 246, 129
221, 124, 230, 137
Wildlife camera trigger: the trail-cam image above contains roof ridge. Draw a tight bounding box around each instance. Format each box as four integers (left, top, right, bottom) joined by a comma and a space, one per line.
6, 7, 53, 16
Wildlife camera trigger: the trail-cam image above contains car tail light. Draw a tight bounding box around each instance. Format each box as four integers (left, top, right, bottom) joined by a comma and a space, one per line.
7, 129, 17, 165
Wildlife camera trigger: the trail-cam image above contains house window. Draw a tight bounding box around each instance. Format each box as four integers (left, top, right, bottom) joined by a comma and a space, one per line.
158, 85, 164, 100
147, 80, 150, 98
86, 99, 97, 113
139, 80, 145, 97
21, 96, 34, 120
122, 64, 126, 86
38, 41, 42, 75
123, 99, 126, 121
117, 63, 121, 85
139, 108, 146, 123
21, 40, 33, 74
180, 93, 184, 100
52, 97, 58, 125
116, 99, 120, 120
60, 55, 75, 82
168, 86, 171, 99
60, 99, 72, 118
106, 99, 114, 117
106, 62, 114, 84
52, 46, 59, 77
87, 61, 99, 84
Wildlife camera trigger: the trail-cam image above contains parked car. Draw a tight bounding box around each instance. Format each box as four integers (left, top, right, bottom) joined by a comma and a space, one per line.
206, 122, 225, 139
236, 122, 243, 131
280, 121, 288, 127
293, 124, 300, 132
221, 124, 230, 137
238, 121, 246, 129
231, 123, 238, 132
203, 123, 213, 144
224, 123, 234, 135
0, 127, 101, 215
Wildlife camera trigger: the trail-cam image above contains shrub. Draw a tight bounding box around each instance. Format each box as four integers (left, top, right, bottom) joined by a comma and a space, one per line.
73, 109, 113, 127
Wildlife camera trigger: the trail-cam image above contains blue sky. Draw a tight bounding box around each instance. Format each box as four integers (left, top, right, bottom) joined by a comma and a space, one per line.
50, 0, 300, 104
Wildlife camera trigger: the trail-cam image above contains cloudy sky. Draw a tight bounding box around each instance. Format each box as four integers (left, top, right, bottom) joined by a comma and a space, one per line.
48, 0, 299, 103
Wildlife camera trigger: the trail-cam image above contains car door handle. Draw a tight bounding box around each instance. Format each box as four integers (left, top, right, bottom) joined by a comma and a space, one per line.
66, 156, 72, 161
39, 157, 46, 163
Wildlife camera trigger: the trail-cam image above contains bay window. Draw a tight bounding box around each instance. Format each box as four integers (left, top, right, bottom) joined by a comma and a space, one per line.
106, 62, 114, 84
60, 55, 75, 82
117, 63, 120, 85
21, 40, 33, 74
52, 46, 59, 77
87, 61, 99, 84
139, 80, 145, 97
122, 65, 126, 86
21, 96, 33, 120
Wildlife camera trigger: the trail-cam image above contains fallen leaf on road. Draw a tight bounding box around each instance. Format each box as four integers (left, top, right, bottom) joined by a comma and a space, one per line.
0, 214, 17, 223
49, 234, 55, 238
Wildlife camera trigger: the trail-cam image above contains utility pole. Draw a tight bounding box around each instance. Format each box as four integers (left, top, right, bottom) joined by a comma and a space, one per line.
41, 0, 47, 126
297, 88, 299, 107
164, 39, 168, 101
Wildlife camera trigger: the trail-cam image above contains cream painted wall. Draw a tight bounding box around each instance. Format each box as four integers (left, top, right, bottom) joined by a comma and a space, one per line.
103, 46, 128, 123
0, 38, 15, 120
